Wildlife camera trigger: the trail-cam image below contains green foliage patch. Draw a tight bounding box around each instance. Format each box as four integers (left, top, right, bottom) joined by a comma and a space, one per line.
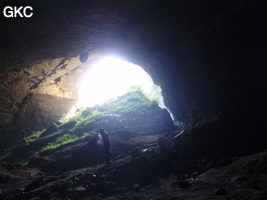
25, 129, 45, 145
76, 111, 107, 126
40, 132, 90, 152
127, 85, 162, 105
111, 90, 157, 115
68, 111, 110, 133
61, 108, 85, 124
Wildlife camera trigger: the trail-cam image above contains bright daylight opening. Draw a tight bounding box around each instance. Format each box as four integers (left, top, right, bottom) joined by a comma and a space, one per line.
77, 57, 166, 109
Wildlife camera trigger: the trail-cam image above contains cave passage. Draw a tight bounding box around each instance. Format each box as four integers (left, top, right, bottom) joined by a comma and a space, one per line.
77, 57, 165, 108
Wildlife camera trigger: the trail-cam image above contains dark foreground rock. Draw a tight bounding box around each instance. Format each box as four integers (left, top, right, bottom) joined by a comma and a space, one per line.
1, 147, 267, 200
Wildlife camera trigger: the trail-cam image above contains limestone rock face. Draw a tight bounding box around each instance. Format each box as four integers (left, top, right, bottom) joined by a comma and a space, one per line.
0, 56, 83, 131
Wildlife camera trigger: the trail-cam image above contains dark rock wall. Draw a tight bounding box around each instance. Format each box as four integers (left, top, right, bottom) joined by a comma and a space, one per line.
0, 0, 266, 139
113, 0, 267, 120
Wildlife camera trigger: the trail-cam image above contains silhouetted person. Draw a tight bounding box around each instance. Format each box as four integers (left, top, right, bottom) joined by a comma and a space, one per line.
98, 129, 115, 163
22, 129, 27, 140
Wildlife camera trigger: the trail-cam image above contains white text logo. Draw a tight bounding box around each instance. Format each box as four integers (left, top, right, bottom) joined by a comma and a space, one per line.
3, 6, 33, 18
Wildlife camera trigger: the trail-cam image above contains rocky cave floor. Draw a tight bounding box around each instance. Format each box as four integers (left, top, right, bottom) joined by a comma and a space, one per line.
1, 141, 267, 200
0, 92, 266, 200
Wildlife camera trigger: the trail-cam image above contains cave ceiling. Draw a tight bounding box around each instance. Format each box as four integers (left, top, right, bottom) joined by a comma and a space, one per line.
0, 0, 266, 133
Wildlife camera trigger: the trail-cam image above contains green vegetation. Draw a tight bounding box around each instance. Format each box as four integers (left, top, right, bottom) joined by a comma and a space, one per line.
127, 84, 163, 106
111, 90, 157, 115
146, 84, 163, 105
68, 110, 110, 133
127, 85, 144, 93
40, 132, 90, 152
61, 108, 85, 124
25, 129, 45, 145
39, 111, 110, 153
76, 111, 108, 126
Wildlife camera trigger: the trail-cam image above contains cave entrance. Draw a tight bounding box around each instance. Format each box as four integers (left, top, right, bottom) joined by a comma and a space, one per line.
77, 57, 166, 109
